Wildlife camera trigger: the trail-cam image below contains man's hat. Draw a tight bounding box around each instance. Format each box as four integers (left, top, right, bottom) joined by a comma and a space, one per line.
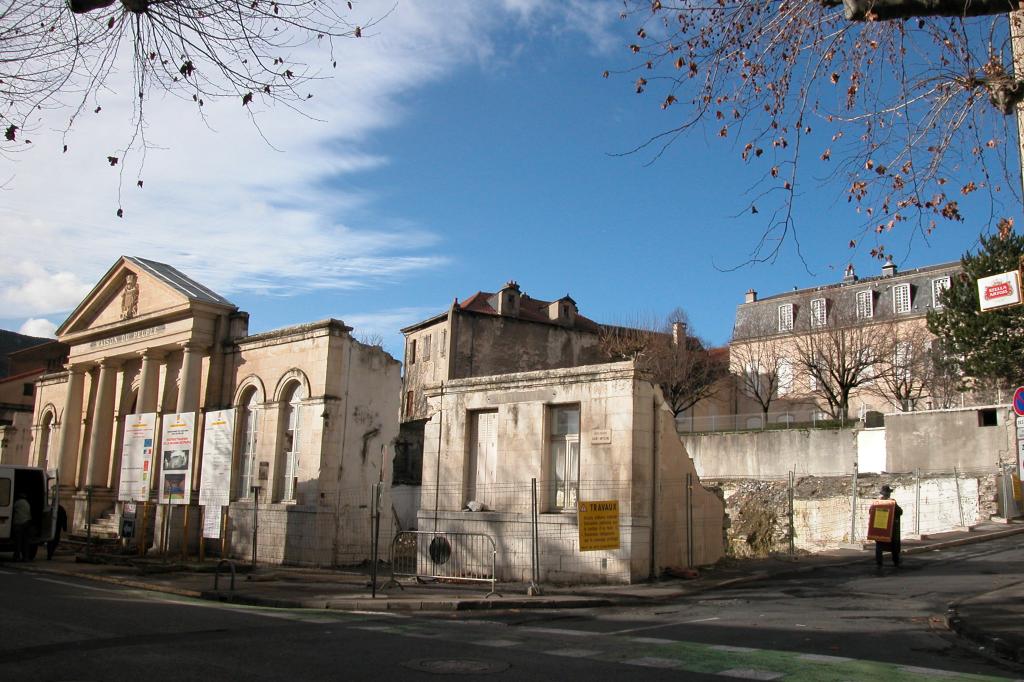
880, 485, 894, 495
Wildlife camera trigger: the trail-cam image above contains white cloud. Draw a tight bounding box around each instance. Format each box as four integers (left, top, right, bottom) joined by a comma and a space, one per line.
0, 2, 620, 321
18, 318, 58, 338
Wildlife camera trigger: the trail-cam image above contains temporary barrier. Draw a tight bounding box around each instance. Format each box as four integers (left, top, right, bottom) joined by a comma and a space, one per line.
386, 530, 498, 597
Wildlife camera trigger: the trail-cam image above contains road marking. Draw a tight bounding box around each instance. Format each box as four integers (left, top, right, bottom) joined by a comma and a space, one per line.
630, 636, 679, 644
719, 668, 784, 680
798, 653, 854, 663
32, 577, 118, 592
545, 648, 601, 658
520, 627, 590, 637
476, 639, 519, 648
897, 666, 964, 677
624, 656, 684, 669
606, 616, 720, 635
712, 645, 758, 654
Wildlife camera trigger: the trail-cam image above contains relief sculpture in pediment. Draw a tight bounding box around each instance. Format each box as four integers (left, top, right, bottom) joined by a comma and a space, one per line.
121, 273, 139, 320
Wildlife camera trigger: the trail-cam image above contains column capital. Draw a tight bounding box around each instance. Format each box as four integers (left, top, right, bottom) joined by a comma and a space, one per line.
96, 358, 123, 370
179, 341, 209, 353
139, 349, 168, 361
64, 363, 87, 375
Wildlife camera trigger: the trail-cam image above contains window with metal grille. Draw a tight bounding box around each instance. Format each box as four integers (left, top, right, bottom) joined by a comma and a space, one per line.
893, 283, 912, 313
778, 303, 794, 332
811, 298, 827, 327
932, 276, 951, 308
856, 290, 873, 319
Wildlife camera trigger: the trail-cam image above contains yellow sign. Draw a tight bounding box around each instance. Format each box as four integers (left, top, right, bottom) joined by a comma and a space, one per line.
872, 508, 890, 529
578, 500, 620, 551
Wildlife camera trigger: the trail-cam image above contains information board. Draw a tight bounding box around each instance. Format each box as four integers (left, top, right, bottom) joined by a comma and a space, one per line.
117, 412, 157, 502
199, 408, 235, 508
578, 500, 620, 551
159, 412, 195, 505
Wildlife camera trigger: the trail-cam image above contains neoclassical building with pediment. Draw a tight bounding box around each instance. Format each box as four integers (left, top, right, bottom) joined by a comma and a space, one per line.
30, 256, 400, 565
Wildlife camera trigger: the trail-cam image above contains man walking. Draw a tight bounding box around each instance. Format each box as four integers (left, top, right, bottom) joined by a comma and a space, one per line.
874, 485, 902, 568
12, 492, 32, 561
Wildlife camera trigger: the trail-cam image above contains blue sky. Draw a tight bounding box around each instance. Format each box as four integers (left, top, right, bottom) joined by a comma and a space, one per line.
2, 2, 1018, 359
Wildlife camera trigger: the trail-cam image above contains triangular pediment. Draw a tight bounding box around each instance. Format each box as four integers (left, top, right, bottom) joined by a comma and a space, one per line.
57, 256, 234, 339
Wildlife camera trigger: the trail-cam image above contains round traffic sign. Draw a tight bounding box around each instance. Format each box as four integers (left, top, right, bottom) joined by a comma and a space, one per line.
1013, 386, 1024, 416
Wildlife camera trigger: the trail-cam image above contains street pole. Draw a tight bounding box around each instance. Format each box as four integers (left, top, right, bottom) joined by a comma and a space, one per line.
250, 485, 261, 566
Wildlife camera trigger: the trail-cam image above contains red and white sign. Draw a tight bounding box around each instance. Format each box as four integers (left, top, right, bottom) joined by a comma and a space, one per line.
978, 270, 1022, 311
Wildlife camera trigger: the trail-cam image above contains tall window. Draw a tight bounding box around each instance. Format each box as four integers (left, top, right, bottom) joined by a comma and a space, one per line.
932, 276, 951, 308
37, 411, 54, 468
778, 303, 794, 332
856, 290, 873, 319
810, 298, 827, 327
466, 410, 497, 509
281, 382, 307, 501
237, 390, 260, 499
440, 329, 447, 358
895, 342, 912, 382
893, 283, 912, 313
549, 405, 580, 512
777, 359, 793, 396
423, 333, 432, 360
408, 339, 417, 365
744, 362, 762, 397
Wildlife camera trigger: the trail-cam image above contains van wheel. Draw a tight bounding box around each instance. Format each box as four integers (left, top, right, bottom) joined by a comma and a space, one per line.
26, 544, 38, 561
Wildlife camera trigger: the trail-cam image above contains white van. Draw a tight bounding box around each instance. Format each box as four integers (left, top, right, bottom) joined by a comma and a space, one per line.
0, 466, 59, 560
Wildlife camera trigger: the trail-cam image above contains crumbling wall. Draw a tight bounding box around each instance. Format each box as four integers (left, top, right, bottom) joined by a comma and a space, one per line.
705, 472, 998, 557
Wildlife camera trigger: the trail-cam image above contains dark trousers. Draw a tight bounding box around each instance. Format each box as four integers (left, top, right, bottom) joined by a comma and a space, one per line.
875, 540, 901, 566
12, 522, 31, 561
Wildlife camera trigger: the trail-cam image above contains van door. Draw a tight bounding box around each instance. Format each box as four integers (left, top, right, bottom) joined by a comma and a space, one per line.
0, 468, 13, 540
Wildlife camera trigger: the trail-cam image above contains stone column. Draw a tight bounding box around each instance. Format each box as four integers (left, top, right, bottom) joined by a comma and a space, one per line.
57, 366, 86, 487
137, 350, 165, 414
85, 359, 121, 488
176, 343, 204, 414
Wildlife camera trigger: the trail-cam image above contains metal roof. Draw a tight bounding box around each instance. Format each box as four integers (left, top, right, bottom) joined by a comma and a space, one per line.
125, 257, 235, 308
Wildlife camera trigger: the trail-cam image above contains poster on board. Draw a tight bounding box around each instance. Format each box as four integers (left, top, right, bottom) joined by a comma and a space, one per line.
118, 413, 157, 502
202, 506, 223, 539
159, 412, 195, 505
199, 408, 235, 508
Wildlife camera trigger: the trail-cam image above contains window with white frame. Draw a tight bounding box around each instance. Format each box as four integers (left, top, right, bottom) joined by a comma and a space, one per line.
777, 358, 793, 396
932, 276, 951, 308
237, 389, 260, 499
744, 362, 762, 397
856, 290, 873, 319
810, 298, 827, 327
893, 283, 912, 313
778, 303, 794, 332
549, 405, 580, 512
895, 341, 912, 383
280, 382, 307, 501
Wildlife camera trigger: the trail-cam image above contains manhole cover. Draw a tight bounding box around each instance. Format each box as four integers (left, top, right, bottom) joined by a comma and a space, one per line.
402, 658, 509, 675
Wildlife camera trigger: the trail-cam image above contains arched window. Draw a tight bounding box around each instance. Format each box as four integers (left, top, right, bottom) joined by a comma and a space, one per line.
280, 381, 307, 501
237, 389, 260, 499
37, 410, 55, 468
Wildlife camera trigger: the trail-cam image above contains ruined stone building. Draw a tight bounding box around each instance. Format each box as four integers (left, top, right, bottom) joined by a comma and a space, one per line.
28, 256, 399, 566
397, 281, 608, 488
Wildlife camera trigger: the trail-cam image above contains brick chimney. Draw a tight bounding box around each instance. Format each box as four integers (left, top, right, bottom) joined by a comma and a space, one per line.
744, 289, 758, 303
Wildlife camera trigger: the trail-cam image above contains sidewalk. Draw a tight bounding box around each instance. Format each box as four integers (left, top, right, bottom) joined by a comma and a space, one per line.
7, 520, 1024, 657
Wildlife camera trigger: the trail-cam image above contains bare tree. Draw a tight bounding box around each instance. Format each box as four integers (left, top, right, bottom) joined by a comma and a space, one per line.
793, 320, 879, 419
1, 0, 378, 206
869, 321, 938, 411
600, 309, 727, 416
729, 334, 790, 420
615, 1, 1021, 261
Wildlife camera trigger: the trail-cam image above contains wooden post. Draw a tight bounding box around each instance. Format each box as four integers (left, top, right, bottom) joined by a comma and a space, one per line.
221, 506, 229, 558
182, 504, 190, 561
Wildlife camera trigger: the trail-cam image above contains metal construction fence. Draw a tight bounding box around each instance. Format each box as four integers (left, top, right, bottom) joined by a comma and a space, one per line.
385, 530, 499, 597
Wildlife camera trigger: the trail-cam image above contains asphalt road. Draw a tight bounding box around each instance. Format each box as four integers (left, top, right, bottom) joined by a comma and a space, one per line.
1, 535, 1022, 681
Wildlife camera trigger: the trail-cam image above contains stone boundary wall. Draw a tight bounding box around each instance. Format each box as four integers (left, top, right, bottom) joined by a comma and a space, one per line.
704, 472, 998, 558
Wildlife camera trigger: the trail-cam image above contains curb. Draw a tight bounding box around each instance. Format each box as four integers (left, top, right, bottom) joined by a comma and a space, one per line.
199, 590, 615, 612
947, 610, 1024, 665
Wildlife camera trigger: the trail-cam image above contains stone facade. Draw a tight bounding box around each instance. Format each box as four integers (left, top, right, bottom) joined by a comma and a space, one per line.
418, 361, 725, 584
29, 256, 400, 566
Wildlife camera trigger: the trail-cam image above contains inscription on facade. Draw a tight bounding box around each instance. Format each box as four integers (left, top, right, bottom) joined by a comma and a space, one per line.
89, 324, 167, 349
